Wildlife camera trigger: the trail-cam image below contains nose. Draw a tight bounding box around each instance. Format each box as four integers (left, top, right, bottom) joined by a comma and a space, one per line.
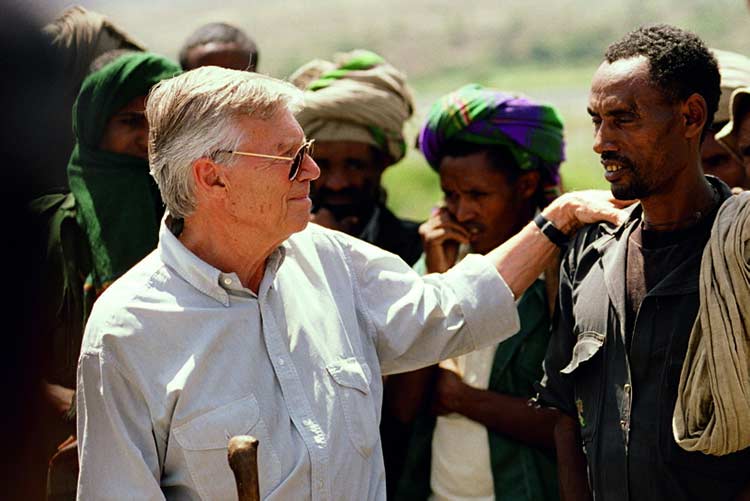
593, 122, 617, 155
319, 166, 349, 191
454, 197, 477, 223
296, 154, 320, 182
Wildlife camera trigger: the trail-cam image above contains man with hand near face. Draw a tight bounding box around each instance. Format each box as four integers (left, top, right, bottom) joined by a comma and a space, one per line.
537, 25, 750, 501
289, 50, 422, 265
395, 85, 565, 501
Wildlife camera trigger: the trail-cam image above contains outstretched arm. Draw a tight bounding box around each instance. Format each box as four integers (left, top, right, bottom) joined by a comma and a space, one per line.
488, 190, 627, 299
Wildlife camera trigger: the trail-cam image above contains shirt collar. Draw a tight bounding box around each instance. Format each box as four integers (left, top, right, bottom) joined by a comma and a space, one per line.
157, 214, 287, 305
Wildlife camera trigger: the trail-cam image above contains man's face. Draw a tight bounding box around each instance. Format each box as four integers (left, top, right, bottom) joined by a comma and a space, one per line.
310, 140, 386, 222
701, 128, 747, 189
588, 57, 687, 200
184, 42, 255, 71
99, 95, 148, 159
439, 152, 527, 255
218, 110, 319, 241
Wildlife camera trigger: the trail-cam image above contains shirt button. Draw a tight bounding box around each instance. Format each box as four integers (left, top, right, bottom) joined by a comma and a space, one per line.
620, 419, 627, 429
624, 383, 631, 392
223, 278, 232, 285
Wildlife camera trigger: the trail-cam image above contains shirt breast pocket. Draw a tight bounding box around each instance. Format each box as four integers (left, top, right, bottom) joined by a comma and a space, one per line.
563, 330, 606, 445
326, 357, 379, 458
172, 393, 281, 500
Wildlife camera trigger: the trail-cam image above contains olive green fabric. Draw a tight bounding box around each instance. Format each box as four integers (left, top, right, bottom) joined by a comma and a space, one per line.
67, 52, 180, 291
30, 192, 93, 389
395, 279, 559, 501
674, 192, 750, 456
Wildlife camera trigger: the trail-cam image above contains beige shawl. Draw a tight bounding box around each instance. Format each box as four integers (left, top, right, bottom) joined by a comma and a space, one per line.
673, 192, 750, 456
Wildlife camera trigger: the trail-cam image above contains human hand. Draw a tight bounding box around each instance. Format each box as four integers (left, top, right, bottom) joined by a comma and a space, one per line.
419, 207, 470, 273
543, 190, 632, 236
43, 381, 75, 416
431, 364, 469, 416
310, 207, 360, 234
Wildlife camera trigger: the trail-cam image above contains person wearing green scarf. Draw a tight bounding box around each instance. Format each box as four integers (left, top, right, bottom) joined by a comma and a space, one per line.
31, 51, 180, 500
69, 51, 181, 293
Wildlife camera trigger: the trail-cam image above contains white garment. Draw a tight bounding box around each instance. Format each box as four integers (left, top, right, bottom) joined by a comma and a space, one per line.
76, 222, 519, 501
430, 345, 499, 501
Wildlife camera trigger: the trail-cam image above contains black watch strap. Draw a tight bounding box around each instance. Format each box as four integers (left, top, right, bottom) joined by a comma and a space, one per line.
534, 213, 569, 248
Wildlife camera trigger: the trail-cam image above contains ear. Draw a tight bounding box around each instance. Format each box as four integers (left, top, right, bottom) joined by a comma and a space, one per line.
191, 157, 228, 200
516, 170, 541, 201
682, 93, 708, 140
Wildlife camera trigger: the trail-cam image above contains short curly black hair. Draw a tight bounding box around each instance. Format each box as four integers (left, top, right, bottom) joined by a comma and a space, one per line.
605, 24, 720, 137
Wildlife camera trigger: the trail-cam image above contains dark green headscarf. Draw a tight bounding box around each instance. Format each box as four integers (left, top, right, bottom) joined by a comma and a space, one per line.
67, 52, 180, 292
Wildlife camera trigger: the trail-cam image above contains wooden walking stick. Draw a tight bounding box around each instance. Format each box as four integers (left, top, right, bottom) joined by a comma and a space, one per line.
228, 435, 260, 501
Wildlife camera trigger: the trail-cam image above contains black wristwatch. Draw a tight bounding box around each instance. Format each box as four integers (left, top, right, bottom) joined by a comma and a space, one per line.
534, 213, 569, 248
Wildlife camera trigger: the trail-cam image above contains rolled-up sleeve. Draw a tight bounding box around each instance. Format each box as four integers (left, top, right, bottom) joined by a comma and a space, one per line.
346, 238, 519, 375
535, 251, 577, 418
76, 351, 164, 501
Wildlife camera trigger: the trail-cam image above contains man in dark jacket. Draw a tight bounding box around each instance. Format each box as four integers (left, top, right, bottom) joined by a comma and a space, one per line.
537, 24, 750, 500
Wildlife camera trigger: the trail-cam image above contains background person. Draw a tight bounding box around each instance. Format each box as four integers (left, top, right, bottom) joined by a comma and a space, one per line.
32, 51, 180, 500
717, 87, 750, 189
179, 22, 259, 71
41, 5, 145, 195
395, 84, 565, 501
701, 49, 750, 189
289, 50, 423, 265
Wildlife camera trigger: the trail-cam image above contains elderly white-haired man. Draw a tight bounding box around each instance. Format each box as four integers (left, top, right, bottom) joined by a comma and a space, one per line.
75, 67, 625, 500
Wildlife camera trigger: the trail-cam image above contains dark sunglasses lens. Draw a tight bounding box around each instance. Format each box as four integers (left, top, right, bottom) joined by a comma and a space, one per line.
289, 143, 309, 180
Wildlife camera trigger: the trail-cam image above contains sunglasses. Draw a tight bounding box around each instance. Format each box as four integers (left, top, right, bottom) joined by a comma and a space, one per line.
221, 139, 315, 180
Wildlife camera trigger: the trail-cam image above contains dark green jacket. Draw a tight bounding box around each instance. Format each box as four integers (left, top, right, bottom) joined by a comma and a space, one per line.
395, 279, 559, 501
31, 192, 93, 389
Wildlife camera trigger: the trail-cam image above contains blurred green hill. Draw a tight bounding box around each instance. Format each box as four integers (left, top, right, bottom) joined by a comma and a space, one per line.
80, 0, 750, 220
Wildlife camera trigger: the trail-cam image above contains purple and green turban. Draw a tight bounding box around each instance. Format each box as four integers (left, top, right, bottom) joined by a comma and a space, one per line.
418, 84, 565, 203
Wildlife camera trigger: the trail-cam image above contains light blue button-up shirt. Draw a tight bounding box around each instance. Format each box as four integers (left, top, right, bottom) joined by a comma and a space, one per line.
76, 221, 519, 500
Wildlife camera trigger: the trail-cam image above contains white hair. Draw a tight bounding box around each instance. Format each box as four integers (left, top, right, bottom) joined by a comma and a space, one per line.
146, 66, 304, 218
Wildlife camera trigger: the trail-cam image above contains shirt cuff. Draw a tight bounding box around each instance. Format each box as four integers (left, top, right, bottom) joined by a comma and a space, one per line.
443, 253, 520, 351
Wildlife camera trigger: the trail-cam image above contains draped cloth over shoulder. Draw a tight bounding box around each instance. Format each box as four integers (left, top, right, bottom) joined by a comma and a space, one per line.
289, 50, 414, 163
67, 52, 180, 293
673, 192, 750, 456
